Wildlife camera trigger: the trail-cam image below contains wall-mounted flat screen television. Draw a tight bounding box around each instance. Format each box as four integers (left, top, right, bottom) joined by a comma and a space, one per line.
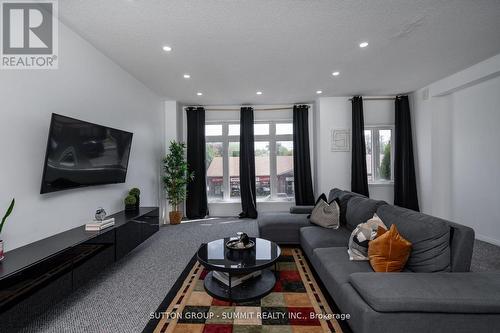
40, 114, 133, 194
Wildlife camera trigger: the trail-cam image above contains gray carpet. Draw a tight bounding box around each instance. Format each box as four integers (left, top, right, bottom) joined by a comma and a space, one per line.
17, 218, 500, 332
471, 239, 500, 272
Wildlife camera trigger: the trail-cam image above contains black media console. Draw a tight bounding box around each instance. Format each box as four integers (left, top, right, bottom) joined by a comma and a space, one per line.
0, 207, 159, 331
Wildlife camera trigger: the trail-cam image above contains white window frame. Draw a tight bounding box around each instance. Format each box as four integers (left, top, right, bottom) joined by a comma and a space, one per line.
254, 121, 293, 202
364, 125, 394, 185
205, 120, 294, 203
205, 122, 239, 202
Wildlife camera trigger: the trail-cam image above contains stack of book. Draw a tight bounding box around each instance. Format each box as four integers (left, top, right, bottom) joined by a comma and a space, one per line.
213, 270, 261, 287
85, 218, 115, 231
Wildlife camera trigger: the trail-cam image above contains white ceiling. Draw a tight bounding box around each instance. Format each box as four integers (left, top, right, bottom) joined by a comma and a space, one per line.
59, 0, 500, 105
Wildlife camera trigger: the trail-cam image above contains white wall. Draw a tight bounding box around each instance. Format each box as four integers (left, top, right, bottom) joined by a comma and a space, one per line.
160, 101, 182, 224
316, 97, 395, 203
0, 23, 163, 251
412, 53, 500, 245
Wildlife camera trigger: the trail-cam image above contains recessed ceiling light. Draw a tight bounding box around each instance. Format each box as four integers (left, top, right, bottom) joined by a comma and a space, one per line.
197, 92, 203, 96
359, 42, 369, 48
183, 74, 191, 79
332, 71, 340, 76
256, 91, 263, 95
316, 90, 323, 94
162, 45, 172, 52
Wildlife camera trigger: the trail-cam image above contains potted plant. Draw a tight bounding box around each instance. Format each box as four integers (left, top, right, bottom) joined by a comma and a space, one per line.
129, 188, 140, 210
163, 141, 193, 224
124, 195, 137, 212
0, 198, 15, 262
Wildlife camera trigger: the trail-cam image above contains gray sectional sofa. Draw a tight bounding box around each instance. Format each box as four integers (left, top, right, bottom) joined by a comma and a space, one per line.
257, 188, 500, 333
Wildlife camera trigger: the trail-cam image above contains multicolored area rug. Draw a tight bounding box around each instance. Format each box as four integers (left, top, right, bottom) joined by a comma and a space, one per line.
145, 248, 345, 333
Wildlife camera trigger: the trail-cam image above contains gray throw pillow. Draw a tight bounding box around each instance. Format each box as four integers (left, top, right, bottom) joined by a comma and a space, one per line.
309, 199, 340, 229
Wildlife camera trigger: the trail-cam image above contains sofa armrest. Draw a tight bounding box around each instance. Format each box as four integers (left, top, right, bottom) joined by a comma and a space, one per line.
349, 272, 500, 313
289, 206, 314, 214
446, 220, 474, 272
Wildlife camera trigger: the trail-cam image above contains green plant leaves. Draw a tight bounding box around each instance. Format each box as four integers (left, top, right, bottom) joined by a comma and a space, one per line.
0, 198, 15, 234
163, 141, 194, 208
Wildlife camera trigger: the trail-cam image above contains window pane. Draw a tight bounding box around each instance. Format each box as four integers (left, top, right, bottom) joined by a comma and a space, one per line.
228, 142, 240, 199
205, 124, 222, 136
276, 141, 294, 201
254, 141, 270, 199
364, 130, 373, 183
378, 129, 392, 181
228, 124, 240, 136
254, 123, 270, 135
276, 123, 293, 135
206, 142, 224, 201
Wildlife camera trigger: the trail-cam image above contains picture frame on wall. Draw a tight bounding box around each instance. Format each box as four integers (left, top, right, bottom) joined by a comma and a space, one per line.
331, 129, 351, 152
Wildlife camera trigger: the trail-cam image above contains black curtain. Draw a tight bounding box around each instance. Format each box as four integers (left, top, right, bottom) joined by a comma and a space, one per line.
186, 107, 208, 219
351, 96, 370, 197
239, 107, 258, 219
293, 105, 315, 205
394, 96, 420, 211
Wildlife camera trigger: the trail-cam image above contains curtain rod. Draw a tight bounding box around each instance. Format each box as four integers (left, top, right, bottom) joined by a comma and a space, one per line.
203, 106, 294, 112
348, 97, 396, 101
186, 105, 310, 111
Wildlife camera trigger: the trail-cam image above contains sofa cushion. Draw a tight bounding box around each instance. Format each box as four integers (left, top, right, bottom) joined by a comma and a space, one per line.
349, 272, 500, 313
328, 188, 365, 226
313, 247, 373, 293
376, 205, 451, 272
345, 196, 387, 231
257, 212, 310, 245
289, 205, 314, 214
300, 226, 350, 259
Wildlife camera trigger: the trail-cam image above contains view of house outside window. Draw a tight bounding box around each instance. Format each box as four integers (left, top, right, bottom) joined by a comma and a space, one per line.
205, 122, 294, 203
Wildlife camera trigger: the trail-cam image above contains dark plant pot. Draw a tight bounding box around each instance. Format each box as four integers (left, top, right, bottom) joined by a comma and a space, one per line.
134, 196, 140, 210
125, 204, 137, 212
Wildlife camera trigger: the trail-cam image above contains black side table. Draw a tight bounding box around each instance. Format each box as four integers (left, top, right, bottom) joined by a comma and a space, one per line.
197, 237, 281, 302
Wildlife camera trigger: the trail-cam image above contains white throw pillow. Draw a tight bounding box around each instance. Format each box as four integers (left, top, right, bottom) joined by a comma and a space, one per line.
309, 199, 340, 229
347, 214, 387, 260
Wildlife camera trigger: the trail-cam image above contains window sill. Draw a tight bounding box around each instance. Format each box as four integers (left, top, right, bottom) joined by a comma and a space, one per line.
208, 200, 295, 205
368, 182, 394, 187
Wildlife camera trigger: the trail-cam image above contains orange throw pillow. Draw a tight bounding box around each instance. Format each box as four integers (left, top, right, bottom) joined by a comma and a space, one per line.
368, 224, 412, 272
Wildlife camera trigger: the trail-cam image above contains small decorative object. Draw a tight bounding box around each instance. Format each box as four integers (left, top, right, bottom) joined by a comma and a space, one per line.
94, 207, 107, 221
124, 195, 137, 212
226, 232, 255, 250
238, 232, 250, 245
129, 188, 140, 210
331, 129, 351, 152
0, 198, 15, 262
163, 141, 194, 225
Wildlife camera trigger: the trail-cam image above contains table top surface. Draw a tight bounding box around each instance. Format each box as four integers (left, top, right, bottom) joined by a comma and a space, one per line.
0, 207, 158, 280
197, 237, 281, 273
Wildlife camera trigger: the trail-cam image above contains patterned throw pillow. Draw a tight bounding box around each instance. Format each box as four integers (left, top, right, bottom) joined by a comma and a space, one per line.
348, 214, 387, 260
309, 199, 340, 229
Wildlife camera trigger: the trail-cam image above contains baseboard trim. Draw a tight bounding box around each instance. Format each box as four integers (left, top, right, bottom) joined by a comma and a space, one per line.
475, 233, 500, 247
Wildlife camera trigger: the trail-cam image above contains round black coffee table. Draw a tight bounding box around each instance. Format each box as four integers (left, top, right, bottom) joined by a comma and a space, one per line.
197, 237, 281, 302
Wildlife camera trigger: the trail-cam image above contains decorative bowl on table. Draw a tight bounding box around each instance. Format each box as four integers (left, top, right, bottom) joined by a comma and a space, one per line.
225, 232, 255, 250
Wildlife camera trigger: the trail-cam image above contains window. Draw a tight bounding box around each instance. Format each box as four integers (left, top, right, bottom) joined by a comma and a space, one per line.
254, 122, 294, 202
206, 142, 224, 201
205, 122, 294, 202
364, 126, 394, 184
